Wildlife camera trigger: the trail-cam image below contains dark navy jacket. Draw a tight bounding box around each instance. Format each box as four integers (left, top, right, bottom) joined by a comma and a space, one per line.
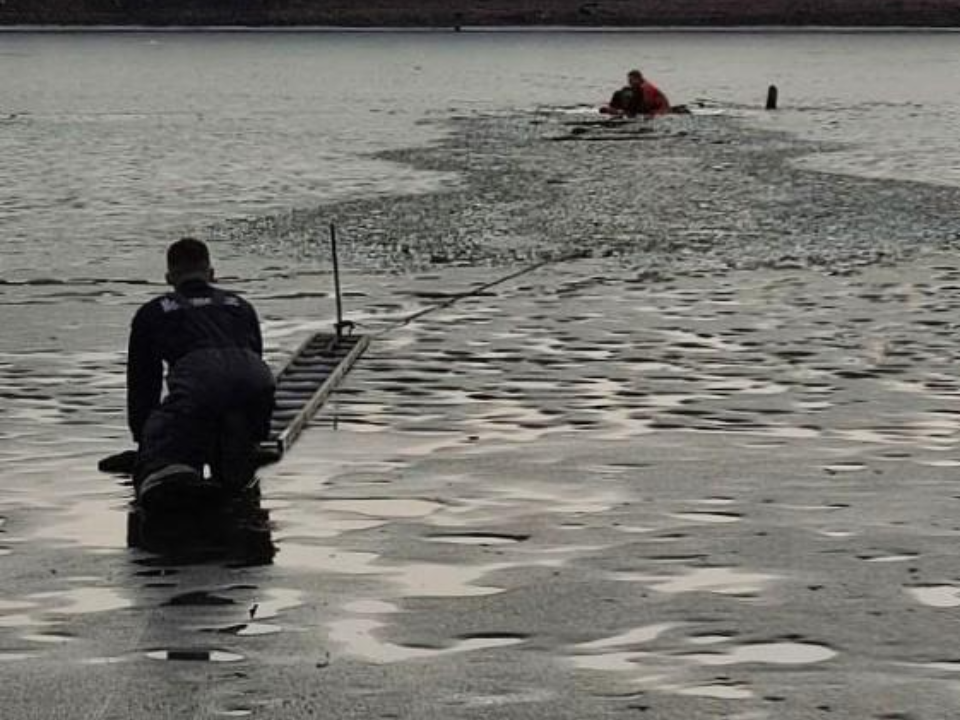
127, 279, 264, 441
609, 81, 670, 117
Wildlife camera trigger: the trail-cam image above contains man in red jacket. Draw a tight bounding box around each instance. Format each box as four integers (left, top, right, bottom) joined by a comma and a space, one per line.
601, 69, 671, 117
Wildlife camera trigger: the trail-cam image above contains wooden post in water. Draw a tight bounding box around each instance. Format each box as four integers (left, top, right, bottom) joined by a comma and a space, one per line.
766, 85, 779, 111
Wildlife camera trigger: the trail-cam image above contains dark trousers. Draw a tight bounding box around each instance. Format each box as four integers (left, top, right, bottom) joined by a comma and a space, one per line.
137, 348, 275, 491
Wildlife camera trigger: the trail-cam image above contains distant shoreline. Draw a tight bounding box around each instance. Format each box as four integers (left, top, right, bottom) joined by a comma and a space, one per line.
1, 25, 959, 33
2, 0, 959, 31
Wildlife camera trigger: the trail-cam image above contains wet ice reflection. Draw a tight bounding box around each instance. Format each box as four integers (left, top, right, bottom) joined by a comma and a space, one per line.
614, 567, 779, 597
329, 617, 524, 664
684, 642, 836, 666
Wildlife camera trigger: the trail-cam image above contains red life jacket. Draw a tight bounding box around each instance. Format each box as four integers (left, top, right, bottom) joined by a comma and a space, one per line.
642, 81, 671, 116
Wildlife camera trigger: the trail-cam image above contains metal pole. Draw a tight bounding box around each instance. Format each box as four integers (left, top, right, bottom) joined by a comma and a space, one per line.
330, 222, 344, 337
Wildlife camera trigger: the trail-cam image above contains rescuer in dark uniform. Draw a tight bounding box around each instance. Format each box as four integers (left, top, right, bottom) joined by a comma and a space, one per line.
127, 238, 275, 512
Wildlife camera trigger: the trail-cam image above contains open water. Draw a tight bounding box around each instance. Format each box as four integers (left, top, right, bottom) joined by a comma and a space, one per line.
1, 30, 958, 281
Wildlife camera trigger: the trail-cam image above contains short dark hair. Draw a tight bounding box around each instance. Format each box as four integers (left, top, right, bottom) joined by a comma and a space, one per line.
166, 237, 210, 274
628, 69, 643, 79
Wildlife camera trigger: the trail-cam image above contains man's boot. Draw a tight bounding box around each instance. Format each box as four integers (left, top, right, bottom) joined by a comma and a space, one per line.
210, 412, 259, 498
137, 463, 223, 514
